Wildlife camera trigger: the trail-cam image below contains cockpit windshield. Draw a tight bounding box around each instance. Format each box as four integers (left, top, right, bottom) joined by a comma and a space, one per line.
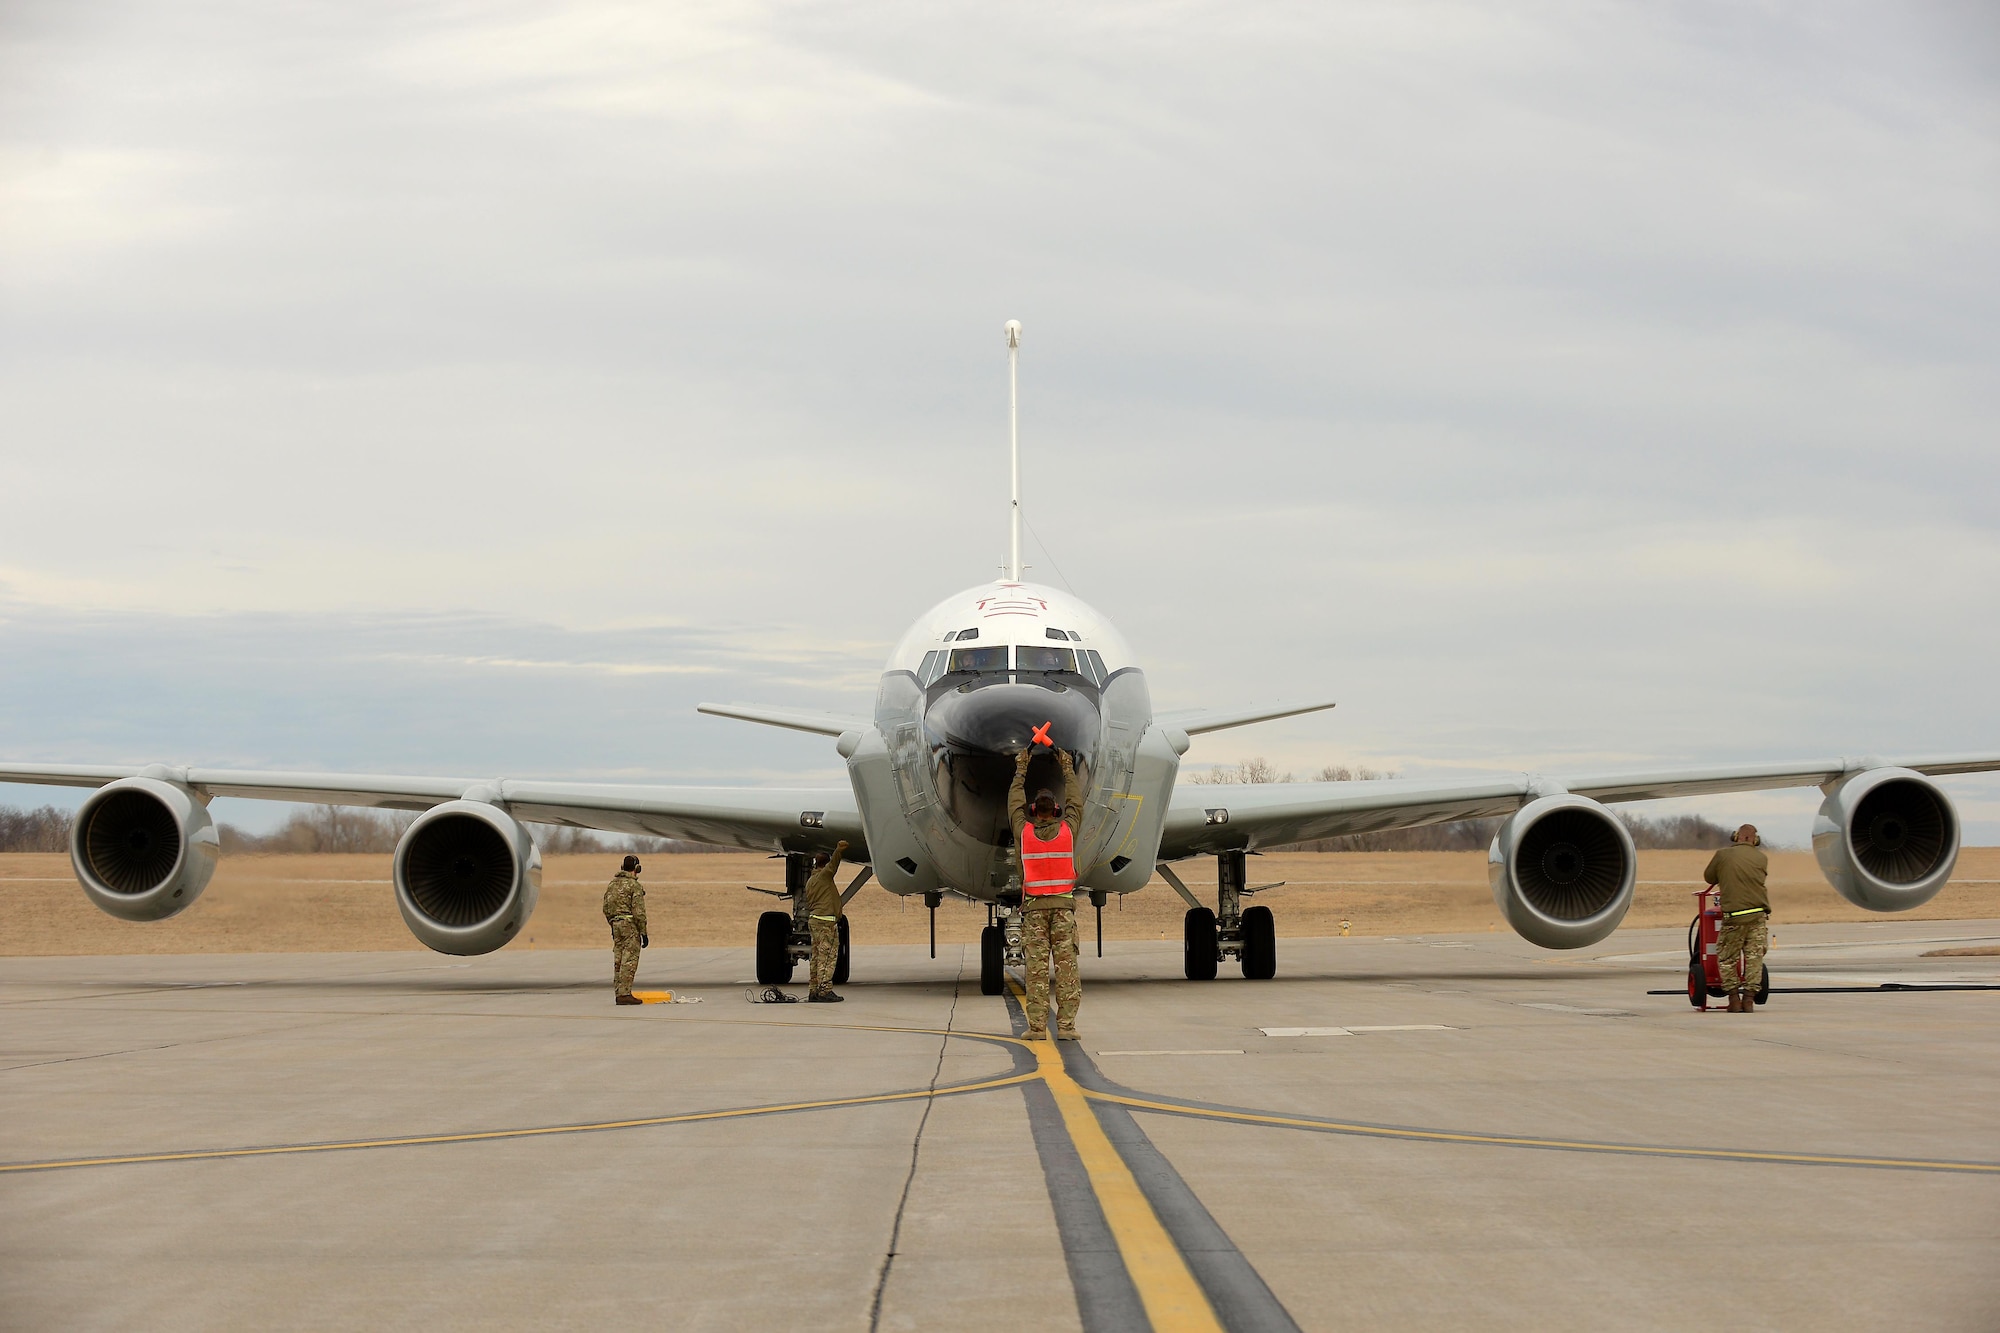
1014, 645, 1075, 673
947, 646, 1009, 674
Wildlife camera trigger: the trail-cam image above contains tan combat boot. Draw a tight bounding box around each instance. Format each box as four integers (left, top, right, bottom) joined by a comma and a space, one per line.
1024, 1025, 1048, 1041
1740, 989, 1757, 1012
1724, 991, 1742, 1013
616, 993, 642, 1005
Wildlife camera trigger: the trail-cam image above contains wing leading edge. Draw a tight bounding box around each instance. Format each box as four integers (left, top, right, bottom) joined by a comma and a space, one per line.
0, 762, 860, 857
1158, 752, 2000, 858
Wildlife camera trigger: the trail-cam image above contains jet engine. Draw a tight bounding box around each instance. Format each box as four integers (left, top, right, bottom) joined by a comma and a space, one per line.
1813, 767, 1958, 912
70, 776, 220, 921
1488, 794, 1636, 949
391, 801, 541, 955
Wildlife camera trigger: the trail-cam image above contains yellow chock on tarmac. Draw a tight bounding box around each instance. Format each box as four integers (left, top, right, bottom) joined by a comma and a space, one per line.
632, 990, 673, 1004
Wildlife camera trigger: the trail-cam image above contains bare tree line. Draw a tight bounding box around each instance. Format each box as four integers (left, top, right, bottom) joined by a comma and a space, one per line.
0, 805, 74, 853
1190, 759, 1743, 851
0, 804, 733, 856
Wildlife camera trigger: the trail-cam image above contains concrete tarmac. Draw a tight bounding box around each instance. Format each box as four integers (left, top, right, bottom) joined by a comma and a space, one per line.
4, 920, 1998, 1331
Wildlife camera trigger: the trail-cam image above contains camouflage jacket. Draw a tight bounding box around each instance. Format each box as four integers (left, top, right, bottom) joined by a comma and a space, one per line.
1703, 842, 1769, 917
602, 871, 647, 931
804, 845, 845, 919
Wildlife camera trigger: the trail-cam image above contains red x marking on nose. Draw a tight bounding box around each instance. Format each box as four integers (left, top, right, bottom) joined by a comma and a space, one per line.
1030, 721, 1053, 748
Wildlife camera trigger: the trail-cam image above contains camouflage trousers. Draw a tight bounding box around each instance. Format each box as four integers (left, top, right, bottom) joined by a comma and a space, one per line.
809, 917, 840, 996
609, 917, 641, 996
1021, 907, 1080, 1034
1717, 914, 1769, 993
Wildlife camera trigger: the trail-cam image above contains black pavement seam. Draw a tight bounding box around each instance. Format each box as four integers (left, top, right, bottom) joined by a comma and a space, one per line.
1007, 989, 1151, 1333
1063, 1044, 1302, 1333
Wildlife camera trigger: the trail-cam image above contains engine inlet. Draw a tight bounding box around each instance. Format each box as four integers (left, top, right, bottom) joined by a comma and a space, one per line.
82, 789, 182, 894
1850, 779, 1951, 885
401, 814, 516, 926
1514, 807, 1628, 920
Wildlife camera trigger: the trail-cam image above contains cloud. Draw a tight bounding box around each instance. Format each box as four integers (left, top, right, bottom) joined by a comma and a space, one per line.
0, 1, 1994, 845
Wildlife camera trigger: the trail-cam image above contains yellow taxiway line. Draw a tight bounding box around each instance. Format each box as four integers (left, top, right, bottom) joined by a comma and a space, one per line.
1089, 1090, 2000, 1174
0, 1071, 1037, 1176
1013, 983, 1224, 1333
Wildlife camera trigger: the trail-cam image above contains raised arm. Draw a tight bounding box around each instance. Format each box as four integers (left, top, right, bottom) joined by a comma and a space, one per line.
1060, 751, 1083, 834
1009, 748, 1031, 834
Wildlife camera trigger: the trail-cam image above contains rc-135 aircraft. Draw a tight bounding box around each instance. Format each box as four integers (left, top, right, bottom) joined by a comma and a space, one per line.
9, 322, 1998, 997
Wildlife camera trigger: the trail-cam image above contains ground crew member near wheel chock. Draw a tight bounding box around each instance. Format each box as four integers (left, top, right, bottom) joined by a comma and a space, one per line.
1011, 741, 1084, 1041
603, 854, 648, 1005
1703, 824, 1769, 1013
805, 841, 847, 1003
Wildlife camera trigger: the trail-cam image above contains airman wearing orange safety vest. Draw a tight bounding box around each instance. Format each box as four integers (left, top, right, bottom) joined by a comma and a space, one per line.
1010, 743, 1085, 1041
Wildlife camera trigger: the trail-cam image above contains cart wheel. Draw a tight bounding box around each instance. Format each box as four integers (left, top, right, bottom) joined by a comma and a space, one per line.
1755, 964, 1771, 1005
1688, 961, 1706, 1008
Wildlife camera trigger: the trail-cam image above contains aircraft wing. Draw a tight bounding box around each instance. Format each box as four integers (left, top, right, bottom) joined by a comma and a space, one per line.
0, 762, 863, 856
1155, 700, 1337, 736
1156, 752, 2000, 858
697, 702, 872, 738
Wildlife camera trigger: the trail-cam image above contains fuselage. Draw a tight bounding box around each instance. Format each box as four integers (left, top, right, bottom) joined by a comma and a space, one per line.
845, 581, 1181, 902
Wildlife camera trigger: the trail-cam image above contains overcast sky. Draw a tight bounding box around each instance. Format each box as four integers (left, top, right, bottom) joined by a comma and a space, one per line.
2, 1, 1996, 841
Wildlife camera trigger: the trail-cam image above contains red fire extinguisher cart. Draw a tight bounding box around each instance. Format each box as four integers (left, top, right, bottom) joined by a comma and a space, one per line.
1687, 887, 1771, 1009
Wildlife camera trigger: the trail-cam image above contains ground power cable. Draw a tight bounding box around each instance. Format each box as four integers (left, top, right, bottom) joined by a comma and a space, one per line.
867, 946, 966, 1331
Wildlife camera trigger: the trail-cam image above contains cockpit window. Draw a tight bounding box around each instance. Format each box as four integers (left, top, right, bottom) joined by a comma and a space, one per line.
951, 628, 978, 641
918, 650, 945, 685
1016, 645, 1075, 673
1044, 628, 1067, 641
1083, 650, 1108, 682
947, 646, 1009, 674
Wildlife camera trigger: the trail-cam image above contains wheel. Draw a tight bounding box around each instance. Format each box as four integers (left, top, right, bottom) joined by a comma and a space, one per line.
755, 911, 795, 985
1688, 961, 1706, 1007
1755, 964, 1771, 1005
832, 916, 851, 986
1240, 905, 1276, 979
1183, 908, 1218, 981
979, 925, 1006, 996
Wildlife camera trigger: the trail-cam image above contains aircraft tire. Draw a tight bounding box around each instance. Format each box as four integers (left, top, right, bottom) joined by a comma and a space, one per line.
980, 925, 1006, 996
1240, 905, 1276, 979
755, 911, 795, 985
832, 916, 851, 986
1183, 908, 1218, 981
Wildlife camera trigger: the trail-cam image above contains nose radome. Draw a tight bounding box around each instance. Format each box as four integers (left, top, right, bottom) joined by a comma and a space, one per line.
923, 682, 1099, 756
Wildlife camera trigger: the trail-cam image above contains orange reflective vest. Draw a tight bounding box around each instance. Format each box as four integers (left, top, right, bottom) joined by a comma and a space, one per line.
1020, 822, 1075, 896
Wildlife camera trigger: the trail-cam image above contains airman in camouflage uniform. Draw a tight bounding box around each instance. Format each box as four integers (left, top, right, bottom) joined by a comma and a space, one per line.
804, 840, 848, 1002
1704, 825, 1769, 1012
603, 854, 648, 1005
1011, 746, 1085, 1041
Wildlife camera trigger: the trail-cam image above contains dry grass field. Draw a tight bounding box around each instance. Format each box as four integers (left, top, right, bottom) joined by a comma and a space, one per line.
5, 847, 1998, 956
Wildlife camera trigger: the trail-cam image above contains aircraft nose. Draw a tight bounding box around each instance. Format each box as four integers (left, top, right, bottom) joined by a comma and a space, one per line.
923, 681, 1099, 757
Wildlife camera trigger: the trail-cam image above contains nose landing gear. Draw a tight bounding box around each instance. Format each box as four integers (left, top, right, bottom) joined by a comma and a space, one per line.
1161, 851, 1280, 980
979, 898, 1025, 996
750, 852, 857, 986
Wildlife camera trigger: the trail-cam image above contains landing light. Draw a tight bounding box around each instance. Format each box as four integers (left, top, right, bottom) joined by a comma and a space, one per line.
1205, 808, 1230, 826
799, 811, 825, 829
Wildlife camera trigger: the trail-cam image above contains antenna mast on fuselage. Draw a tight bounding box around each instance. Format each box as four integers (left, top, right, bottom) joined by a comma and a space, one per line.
1005, 319, 1022, 583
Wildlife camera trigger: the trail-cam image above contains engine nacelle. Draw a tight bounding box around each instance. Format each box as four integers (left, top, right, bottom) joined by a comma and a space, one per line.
70, 777, 220, 922
1488, 794, 1636, 949
392, 801, 541, 955
1813, 767, 1958, 912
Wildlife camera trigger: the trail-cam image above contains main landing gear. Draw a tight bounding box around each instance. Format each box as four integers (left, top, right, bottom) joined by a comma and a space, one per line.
1164, 850, 1277, 981
979, 897, 1025, 996
751, 852, 851, 986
